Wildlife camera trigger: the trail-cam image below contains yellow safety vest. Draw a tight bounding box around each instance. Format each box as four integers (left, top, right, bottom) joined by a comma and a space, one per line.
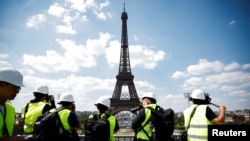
107, 115, 117, 141
88, 113, 117, 141
21, 101, 47, 134
58, 109, 71, 132
136, 104, 157, 141
0, 102, 15, 137
184, 105, 213, 141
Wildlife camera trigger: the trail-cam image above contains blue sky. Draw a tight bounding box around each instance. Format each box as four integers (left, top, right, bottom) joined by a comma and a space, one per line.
0, 0, 249, 113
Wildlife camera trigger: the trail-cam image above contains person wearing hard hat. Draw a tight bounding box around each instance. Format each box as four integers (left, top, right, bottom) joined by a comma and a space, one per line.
183, 89, 226, 141
21, 84, 56, 135
0, 68, 27, 141
131, 93, 161, 141
56, 93, 80, 141
85, 96, 119, 141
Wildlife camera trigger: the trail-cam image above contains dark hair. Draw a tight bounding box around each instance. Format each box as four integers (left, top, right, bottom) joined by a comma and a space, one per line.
59, 101, 73, 107
96, 104, 108, 113
143, 97, 156, 104
149, 98, 156, 104
192, 99, 207, 105
33, 92, 48, 99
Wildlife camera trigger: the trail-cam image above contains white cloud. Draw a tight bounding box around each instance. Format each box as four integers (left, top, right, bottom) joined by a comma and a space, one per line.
228, 90, 250, 97
94, 11, 111, 20
224, 62, 240, 71
26, 14, 46, 28
133, 34, 139, 41
187, 59, 224, 75
228, 20, 236, 25
22, 32, 113, 73
0, 60, 13, 69
81, 15, 89, 22
105, 42, 166, 69
0, 54, 9, 59
205, 71, 250, 84
48, 3, 65, 17
129, 45, 165, 69
175, 60, 250, 98
56, 25, 76, 34
95, 11, 105, 20
23, 42, 95, 73
172, 71, 188, 79
105, 40, 121, 67
62, 12, 80, 25
134, 81, 155, 98
183, 77, 203, 90
86, 32, 112, 56
99, 0, 110, 9
243, 64, 250, 69
65, 0, 93, 13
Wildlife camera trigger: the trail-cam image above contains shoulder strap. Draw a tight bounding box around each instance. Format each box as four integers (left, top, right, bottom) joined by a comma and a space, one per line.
187, 106, 198, 129
98, 113, 110, 119
23, 103, 29, 118
3, 105, 9, 137
139, 107, 155, 140
54, 107, 67, 132
22, 103, 29, 130
104, 113, 110, 119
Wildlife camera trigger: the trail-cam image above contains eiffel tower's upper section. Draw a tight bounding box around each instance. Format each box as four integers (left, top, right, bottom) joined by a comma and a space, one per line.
118, 3, 132, 74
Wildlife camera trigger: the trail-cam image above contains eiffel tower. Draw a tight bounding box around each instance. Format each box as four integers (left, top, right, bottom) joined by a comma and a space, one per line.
110, 4, 140, 114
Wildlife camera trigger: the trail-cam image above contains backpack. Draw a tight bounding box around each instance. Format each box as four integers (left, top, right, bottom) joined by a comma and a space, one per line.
84, 113, 110, 141
32, 108, 80, 141
146, 106, 175, 141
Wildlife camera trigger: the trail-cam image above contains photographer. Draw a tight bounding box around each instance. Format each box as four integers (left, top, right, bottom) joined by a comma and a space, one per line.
183, 89, 226, 141
131, 93, 168, 141
21, 85, 56, 135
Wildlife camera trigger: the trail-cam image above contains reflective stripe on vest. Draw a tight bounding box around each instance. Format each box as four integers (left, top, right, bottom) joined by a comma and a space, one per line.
184, 105, 213, 141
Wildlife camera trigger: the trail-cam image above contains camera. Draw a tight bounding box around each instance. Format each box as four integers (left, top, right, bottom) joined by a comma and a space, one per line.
130, 105, 143, 113
205, 94, 211, 104
45, 95, 53, 101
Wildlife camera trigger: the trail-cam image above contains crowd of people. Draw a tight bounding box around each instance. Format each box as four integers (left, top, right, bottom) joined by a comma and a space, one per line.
0, 68, 226, 141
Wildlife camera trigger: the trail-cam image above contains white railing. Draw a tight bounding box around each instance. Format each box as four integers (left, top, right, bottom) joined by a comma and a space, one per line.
79, 134, 134, 141
79, 131, 182, 141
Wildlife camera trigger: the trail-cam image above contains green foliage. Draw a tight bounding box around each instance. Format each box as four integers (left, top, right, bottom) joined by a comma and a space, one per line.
174, 113, 185, 130
79, 114, 91, 125
225, 121, 250, 125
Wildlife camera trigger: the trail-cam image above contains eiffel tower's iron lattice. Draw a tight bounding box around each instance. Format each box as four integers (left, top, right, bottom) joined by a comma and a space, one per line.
110, 4, 140, 114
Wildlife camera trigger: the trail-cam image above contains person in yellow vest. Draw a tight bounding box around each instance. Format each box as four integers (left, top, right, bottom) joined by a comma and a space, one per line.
21, 85, 56, 135
0, 68, 26, 141
85, 96, 119, 141
57, 93, 81, 141
132, 93, 159, 141
183, 89, 226, 141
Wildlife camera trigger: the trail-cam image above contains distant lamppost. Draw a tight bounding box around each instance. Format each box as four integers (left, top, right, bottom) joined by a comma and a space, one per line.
184, 92, 191, 107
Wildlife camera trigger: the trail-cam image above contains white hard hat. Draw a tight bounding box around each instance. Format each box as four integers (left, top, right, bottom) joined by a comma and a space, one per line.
95, 96, 110, 108
0, 68, 25, 87
58, 93, 74, 103
34, 85, 49, 94
191, 89, 205, 100
141, 93, 156, 101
